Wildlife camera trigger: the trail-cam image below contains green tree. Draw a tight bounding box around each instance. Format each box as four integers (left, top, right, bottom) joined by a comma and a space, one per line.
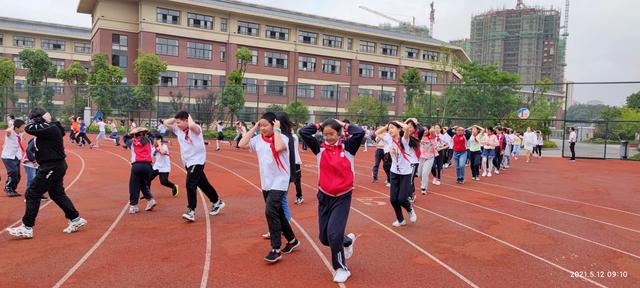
219, 48, 251, 121
265, 104, 284, 113
128, 51, 167, 114
285, 100, 310, 124
18, 49, 54, 109
0, 58, 17, 113
89, 53, 123, 114
567, 103, 610, 121
58, 61, 89, 116
234, 47, 252, 79
347, 94, 389, 126
627, 91, 640, 109
399, 67, 425, 111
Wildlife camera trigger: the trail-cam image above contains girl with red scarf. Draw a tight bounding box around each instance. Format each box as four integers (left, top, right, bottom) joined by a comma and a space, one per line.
430, 125, 449, 186
403, 118, 425, 202
124, 127, 156, 214
239, 112, 300, 264
300, 118, 364, 283
418, 126, 437, 195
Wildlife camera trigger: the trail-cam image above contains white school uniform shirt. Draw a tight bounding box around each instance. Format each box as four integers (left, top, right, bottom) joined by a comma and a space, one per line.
523, 132, 537, 146
153, 144, 171, 173
292, 134, 302, 165
381, 133, 413, 175
569, 131, 577, 143
216, 124, 223, 133
2, 130, 23, 160
441, 133, 453, 149
249, 134, 291, 191
537, 135, 544, 145
172, 124, 207, 167
110, 123, 118, 133
97, 121, 106, 132
158, 123, 167, 134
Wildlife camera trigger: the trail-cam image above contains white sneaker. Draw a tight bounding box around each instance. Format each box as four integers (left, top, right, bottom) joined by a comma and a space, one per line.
6, 224, 33, 239
392, 220, 407, 227
182, 209, 195, 222
344, 233, 356, 259
487, 172, 492, 177
432, 178, 437, 185
482, 171, 487, 177
145, 199, 157, 211
421, 189, 427, 195
333, 268, 351, 283
385, 183, 391, 188
129, 205, 139, 214
63, 217, 87, 234
494, 170, 500, 175
261, 232, 271, 239
409, 210, 417, 223
435, 180, 441, 186
210, 200, 225, 216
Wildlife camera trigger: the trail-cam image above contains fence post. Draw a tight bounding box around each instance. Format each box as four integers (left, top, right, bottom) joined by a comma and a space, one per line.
603, 121, 609, 159
561, 82, 569, 158
335, 84, 340, 118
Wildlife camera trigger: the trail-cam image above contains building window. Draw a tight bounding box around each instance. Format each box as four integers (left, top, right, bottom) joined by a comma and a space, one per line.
187, 41, 212, 60
344, 89, 350, 101
322, 59, 341, 74
112, 34, 128, 50
380, 44, 398, 56
423, 50, 439, 62
266, 26, 289, 41
379, 67, 396, 80
74, 42, 91, 53
160, 71, 178, 87
13, 36, 34, 48
237, 21, 260, 36
42, 39, 65, 51
423, 71, 437, 84
297, 84, 315, 98
443, 53, 449, 63
359, 64, 374, 78
298, 56, 316, 72
322, 35, 343, 48
264, 80, 287, 96
13, 57, 24, 69
0, 33, 3, 46
187, 73, 211, 89
380, 91, 395, 104
81, 63, 91, 72
406, 47, 419, 59
220, 18, 228, 32
242, 78, 257, 94
52, 59, 65, 71
358, 88, 373, 96
112, 54, 128, 68
47, 83, 64, 94
157, 8, 180, 24
239, 49, 258, 65
188, 13, 213, 29
359, 40, 375, 53
112, 34, 128, 71
156, 38, 179, 56
220, 46, 226, 62
321, 85, 338, 100
347, 38, 353, 50
265, 52, 288, 69
14, 80, 25, 92
298, 31, 317, 45
346, 62, 351, 76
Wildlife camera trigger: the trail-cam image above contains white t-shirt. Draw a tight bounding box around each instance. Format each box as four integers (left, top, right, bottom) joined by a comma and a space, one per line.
172, 124, 206, 167
2, 130, 23, 160
249, 134, 291, 191
569, 131, 577, 143
537, 135, 544, 145
381, 133, 413, 175
523, 132, 537, 147
441, 133, 453, 149
97, 121, 106, 132
158, 124, 167, 134
216, 124, 223, 133
292, 134, 302, 165
153, 144, 171, 173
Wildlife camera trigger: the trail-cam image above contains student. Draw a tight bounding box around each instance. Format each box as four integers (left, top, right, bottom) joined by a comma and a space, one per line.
234, 121, 246, 150
492, 128, 505, 175
76, 117, 92, 147
569, 127, 577, 161
23, 137, 45, 199
157, 119, 167, 138
468, 126, 484, 181
3, 119, 26, 197
300, 118, 363, 283
481, 127, 498, 177
129, 118, 137, 131
215, 121, 224, 151
376, 121, 418, 227
108, 120, 120, 146
150, 134, 179, 197
511, 131, 522, 160
7, 114, 15, 128
7, 108, 87, 239
430, 125, 448, 186
452, 126, 468, 184
418, 126, 437, 195
275, 113, 304, 205
441, 127, 453, 168
371, 127, 386, 183
70, 117, 79, 144
502, 128, 512, 169
403, 118, 425, 202
91, 117, 107, 148
523, 127, 537, 163
239, 112, 300, 263
125, 127, 156, 214
535, 131, 544, 158
163, 111, 224, 221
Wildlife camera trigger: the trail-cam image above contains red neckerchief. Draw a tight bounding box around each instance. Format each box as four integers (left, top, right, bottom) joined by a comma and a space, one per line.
473, 132, 479, 142
261, 134, 287, 172
498, 134, 504, 149
183, 128, 192, 143
17, 133, 25, 160
321, 140, 344, 152
392, 137, 409, 161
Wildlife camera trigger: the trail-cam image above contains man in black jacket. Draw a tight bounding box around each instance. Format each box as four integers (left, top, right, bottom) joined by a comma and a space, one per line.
6, 108, 87, 239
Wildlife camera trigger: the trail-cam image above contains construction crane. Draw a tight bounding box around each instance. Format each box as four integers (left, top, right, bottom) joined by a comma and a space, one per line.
562, 0, 569, 37
358, 5, 415, 26
429, 2, 435, 37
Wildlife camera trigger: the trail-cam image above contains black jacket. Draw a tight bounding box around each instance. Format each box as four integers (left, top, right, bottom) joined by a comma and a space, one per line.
24, 121, 66, 165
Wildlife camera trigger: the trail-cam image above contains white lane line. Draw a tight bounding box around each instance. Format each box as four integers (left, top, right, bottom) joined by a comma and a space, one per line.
4, 150, 86, 231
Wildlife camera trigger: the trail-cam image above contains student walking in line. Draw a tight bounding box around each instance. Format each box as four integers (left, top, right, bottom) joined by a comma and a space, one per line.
535, 131, 544, 158
91, 117, 108, 148
569, 127, 577, 162
107, 120, 120, 146
3, 119, 26, 197
452, 126, 469, 184
492, 128, 505, 175
371, 127, 386, 183
150, 134, 179, 197
502, 128, 512, 169
430, 125, 448, 186
441, 127, 453, 168
418, 126, 437, 195
511, 131, 522, 160
300, 118, 363, 283
404, 118, 425, 202
6, 108, 87, 239
468, 126, 484, 181
481, 127, 498, 177
239, 112, 300, 264
164, 111, 224, 222
523, 127, 537, 163
124, 127, 156, 214
376, 121, 418, 228
75, 117, 92, 147
215, 121, 224, 151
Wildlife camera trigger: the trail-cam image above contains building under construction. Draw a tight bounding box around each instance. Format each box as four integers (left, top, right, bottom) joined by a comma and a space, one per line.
469, 1, 567, 92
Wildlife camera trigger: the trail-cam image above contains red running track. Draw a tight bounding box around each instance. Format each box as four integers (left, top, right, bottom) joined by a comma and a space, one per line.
1, 139, 639, 287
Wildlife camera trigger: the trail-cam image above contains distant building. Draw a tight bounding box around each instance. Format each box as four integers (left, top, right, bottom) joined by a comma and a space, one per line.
449, 38, 470, 55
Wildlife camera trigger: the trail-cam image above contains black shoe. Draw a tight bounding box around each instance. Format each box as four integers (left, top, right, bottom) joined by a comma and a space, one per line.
282, 239, 300, 254
264, 249, 282, 263
8, 191, 21, 197
41, 195, 48, 200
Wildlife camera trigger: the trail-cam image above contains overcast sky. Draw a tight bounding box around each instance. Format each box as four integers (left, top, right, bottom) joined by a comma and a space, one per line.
1, 0, 638, 106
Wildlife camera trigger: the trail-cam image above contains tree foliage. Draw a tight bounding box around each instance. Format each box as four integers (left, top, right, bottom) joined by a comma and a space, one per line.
88, 53, 123, 114
265, 104, 284, 113
0, 58, 17, 110
399, 67, 425, 111
347, 94, 389, 126
58, 61, 90, 116
219, 48, 251, 121
194, 92, 216, 129
627, 91, 640, 109
284, 100, 310, 124
134, 51, 167, 86
18, 49, 54, 109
